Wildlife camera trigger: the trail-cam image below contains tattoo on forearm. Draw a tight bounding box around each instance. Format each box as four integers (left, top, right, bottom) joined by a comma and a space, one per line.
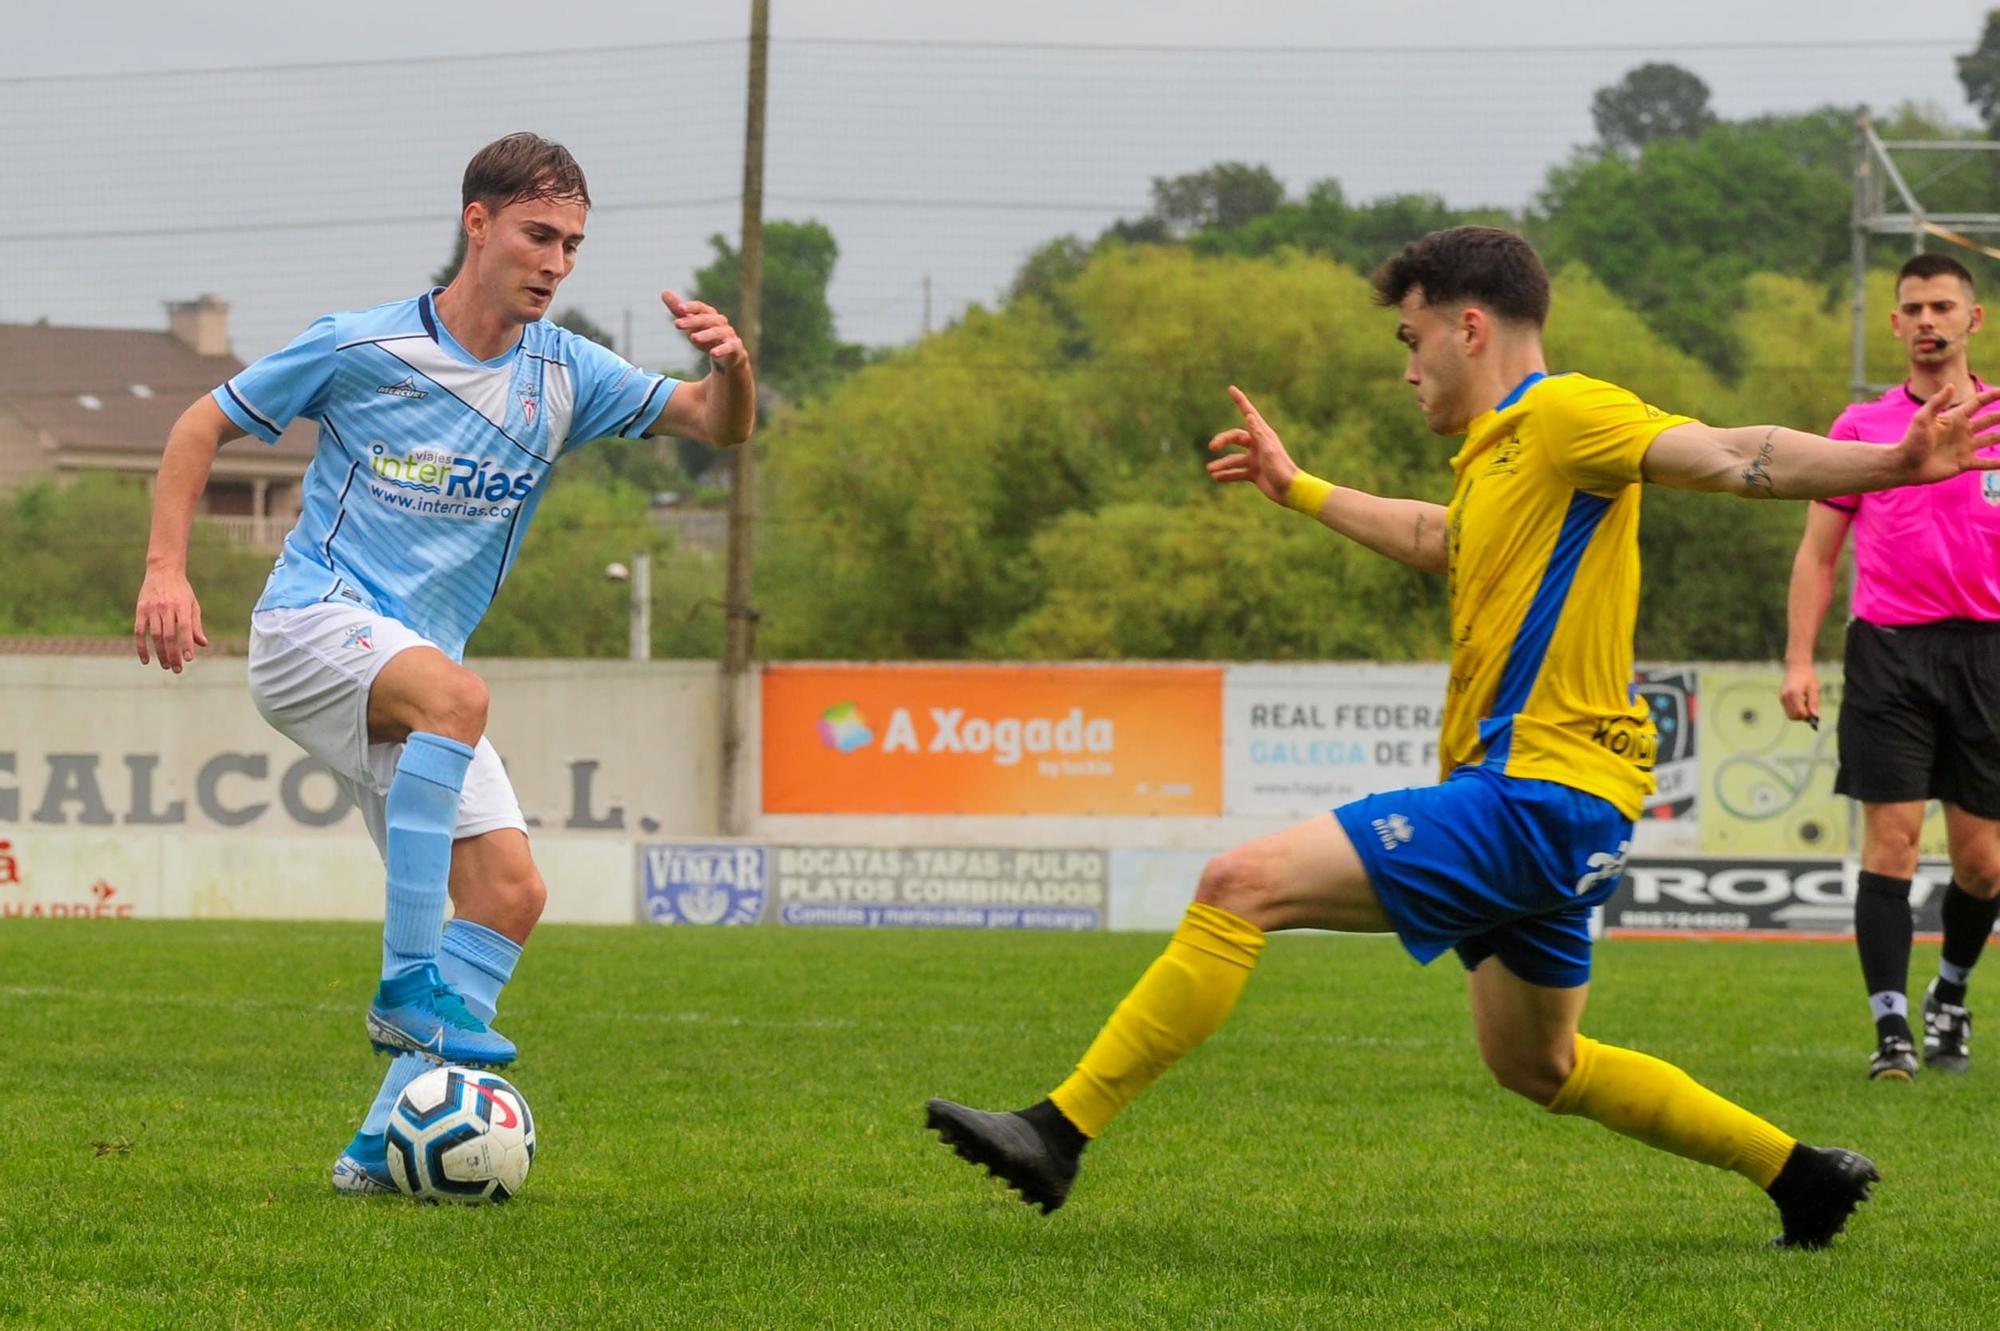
1413, 510, 1430, 563
1741, 427, 1777, 498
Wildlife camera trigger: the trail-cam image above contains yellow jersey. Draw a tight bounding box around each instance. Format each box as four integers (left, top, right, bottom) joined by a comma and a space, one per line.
1439, 371, 1692, 819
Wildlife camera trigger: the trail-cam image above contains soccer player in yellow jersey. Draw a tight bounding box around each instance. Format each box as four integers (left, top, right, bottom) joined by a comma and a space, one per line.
926, 226, 2000, 1248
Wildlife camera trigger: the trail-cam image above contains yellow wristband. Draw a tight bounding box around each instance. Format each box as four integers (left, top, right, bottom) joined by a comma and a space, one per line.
1284, 472, 1335, 516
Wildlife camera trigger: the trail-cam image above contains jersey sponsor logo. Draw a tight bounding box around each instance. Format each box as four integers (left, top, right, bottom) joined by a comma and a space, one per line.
1589, 715, 1657, 768
367, 443, 537, 505
1372, 813, 1414, 849
641, 844, 767, 925
374, 376, 430, 400
1572, 839, 1630, 896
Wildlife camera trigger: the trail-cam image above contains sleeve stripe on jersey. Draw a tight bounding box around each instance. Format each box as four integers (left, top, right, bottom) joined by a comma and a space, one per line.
419, 293, 439, 343
1476, 489, 1615, 768
1818, 498, 1859, 513
224, 381, 281, 437
617, 378, 666, 438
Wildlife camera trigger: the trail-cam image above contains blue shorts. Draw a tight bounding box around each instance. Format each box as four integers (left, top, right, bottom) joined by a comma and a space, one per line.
1333, 765, 1634, 988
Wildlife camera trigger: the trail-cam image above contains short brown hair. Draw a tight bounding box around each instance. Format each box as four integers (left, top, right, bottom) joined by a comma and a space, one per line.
461, 133, 591, 212
1898, 252, 1974, 294
1371, 226, 1550, 328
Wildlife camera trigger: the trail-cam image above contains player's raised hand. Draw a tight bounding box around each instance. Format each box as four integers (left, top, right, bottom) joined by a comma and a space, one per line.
1206, 386, 1301, 505
1896, 383, 2000, 484
133, 566, 207, 674
662, 290, 747, 373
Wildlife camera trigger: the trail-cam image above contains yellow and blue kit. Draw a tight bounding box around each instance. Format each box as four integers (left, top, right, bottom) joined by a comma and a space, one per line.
1334, 372, 1694, 986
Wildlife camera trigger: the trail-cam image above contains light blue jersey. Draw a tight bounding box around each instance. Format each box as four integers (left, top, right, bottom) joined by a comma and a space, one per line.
215, 289, 678, 660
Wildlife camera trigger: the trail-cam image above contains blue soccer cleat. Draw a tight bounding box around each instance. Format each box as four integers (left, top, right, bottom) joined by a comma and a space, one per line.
331, 1130, 397, 1195
365, 964, 516, 1066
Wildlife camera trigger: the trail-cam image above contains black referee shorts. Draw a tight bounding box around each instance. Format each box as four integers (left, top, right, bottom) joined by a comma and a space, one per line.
1836, 618, 2000, 817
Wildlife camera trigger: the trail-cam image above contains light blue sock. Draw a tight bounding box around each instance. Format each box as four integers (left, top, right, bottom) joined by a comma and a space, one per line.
360, 918, 523, 1137
380, 732, 475, 981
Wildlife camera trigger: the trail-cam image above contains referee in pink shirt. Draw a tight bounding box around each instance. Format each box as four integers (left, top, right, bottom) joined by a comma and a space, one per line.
1782, 253, 2000, 1080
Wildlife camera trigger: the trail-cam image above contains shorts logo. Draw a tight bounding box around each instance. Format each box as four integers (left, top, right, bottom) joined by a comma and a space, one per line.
340, 623, 374, 652
1573, 840, 1631, 896
1372, 814, 1414, 850
1983, 472, 2000, 507
641, 845, 767, 925
375, 376, 429, 400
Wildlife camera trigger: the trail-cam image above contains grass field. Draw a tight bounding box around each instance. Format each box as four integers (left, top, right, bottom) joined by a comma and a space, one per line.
3, 921, 1996, 1330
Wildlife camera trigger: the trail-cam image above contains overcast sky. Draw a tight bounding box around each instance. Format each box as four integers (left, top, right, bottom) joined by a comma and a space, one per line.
12, 1, 2000, 363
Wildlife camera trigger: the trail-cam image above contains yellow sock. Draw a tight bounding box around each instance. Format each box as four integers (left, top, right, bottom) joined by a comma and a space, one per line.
1547, 1035, 1796, 1187
1048, 902, 1265, 1138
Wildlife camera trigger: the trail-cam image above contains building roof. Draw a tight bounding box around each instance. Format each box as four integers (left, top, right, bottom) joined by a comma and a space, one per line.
0, 322, 316, 459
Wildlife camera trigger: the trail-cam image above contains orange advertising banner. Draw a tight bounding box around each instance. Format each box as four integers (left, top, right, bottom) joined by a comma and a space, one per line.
761, 664, 1223, 815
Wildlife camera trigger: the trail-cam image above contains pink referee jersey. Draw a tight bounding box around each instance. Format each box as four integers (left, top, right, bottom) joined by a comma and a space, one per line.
1825, 382, 2000, 625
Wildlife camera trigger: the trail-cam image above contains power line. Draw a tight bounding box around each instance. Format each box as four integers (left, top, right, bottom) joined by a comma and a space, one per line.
0, 31, 1975, 87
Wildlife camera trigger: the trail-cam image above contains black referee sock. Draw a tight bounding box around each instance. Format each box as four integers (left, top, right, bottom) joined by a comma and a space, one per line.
1856, 871, 1914, 1042
1937, 881, 2000, 1007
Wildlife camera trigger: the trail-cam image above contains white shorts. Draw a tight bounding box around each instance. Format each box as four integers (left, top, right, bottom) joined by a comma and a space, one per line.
247, 604, 527, 858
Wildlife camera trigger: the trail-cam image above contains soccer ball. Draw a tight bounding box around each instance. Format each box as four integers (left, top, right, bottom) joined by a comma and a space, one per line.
384, 1065, 536, 1202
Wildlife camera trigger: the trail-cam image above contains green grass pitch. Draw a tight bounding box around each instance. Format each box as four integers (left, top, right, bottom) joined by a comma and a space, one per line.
2, 921, 1995, 1329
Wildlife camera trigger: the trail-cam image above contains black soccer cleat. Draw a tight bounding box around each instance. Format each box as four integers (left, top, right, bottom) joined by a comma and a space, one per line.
1866, 1034, 1918, 1082
925, 1099, 1080, 1214
1767, 1145, 1880, 1250
1920, 979, 1972, 1074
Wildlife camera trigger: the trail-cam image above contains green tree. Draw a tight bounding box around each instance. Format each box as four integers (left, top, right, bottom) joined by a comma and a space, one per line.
467, 479, 722, 659
1148, 162, 1287, 238
1538, 118, 1852, 372
1591, 63, 1718, 151
0, 475, 270, 637
1959, 10, 2000, 129
689, 220, 864, 403
1192, 179, 1517, 275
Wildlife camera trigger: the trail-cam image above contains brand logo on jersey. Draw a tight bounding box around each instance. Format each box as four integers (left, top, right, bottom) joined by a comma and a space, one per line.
1983, 471, 2000, 507
340, 623, 374, 652
368, 443, 536, 503
519, 393, 539, 426
641, 845, 767, 925
1573, 840, 1631, 896
1372, 814, 1414, 850
375, 376, 429, 400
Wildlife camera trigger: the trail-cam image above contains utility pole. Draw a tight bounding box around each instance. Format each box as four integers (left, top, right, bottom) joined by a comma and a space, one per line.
622, 307, 634, 362
718, 0, 768, 836
628, 550, 651, 662
922, 273, 932, 337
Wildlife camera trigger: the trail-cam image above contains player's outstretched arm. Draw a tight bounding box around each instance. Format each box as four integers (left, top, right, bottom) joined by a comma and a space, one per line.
1207, 386, 1447, 573
1641, 385, 2000, 499
646, 289, 756, 446
135, 396, 241, 673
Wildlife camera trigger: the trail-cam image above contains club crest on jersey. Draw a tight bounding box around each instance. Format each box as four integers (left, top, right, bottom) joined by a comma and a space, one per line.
1983, 471, 2000, 507
519, 393, 539, 427
375, 376, 429, 400
340, 623, 375, 652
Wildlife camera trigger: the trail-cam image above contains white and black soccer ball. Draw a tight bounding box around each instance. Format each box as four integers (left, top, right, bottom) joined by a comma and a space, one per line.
384, 1065, 535, 1203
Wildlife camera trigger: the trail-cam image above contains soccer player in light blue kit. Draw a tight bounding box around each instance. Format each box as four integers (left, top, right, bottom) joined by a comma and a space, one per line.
133, 134, 755, 1193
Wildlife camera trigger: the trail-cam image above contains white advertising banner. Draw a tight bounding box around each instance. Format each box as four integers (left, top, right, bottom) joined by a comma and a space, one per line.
1224, 664, 1449, 818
